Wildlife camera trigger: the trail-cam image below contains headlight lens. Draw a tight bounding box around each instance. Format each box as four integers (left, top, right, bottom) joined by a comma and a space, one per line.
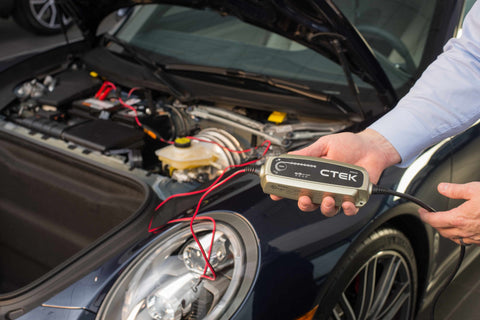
97, 212, 259, 320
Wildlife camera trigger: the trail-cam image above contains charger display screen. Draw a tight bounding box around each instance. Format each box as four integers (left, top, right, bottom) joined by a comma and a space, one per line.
270, 157, 364, 188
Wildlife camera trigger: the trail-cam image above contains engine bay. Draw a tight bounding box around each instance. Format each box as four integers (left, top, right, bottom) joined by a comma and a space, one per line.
1, 64, 351, 200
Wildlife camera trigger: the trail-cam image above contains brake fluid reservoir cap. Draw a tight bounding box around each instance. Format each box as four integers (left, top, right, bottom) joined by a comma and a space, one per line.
174, 137, 191, 148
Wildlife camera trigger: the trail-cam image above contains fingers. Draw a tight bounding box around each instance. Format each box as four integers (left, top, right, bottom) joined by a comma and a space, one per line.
319, 197, 358, 216
270, 194, 283, 201
419, 207, 480, 246
289, 138, 328, 158
272, 194, 357, 217
417, 182, 480, 245
418, 208, 461, 229
419, 208, 463, 244
437, 182, 479, 200
297, 196, 358, 217
298, 195, 320, 212
319, 196, 338, 217
342, 202, 359, 216
296, 195, 337, 216
459, 238, 474, 246
271, 195, 322, 212
297, 195, 337, 216
418, 207, 466, 237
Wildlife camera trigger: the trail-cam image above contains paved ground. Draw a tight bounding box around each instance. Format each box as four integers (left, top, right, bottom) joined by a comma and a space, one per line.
0, 17, 84, 70
0, 15, 115, 68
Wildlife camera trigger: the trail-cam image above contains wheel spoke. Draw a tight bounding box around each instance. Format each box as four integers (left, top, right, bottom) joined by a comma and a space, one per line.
31, 0, 58, 28
369, 256, 402, 317
331, 309, 343, 320
339, 293, 357, 320
47, 3, 58, 27
377, 282, 411, 319
357, 257, 377, 319
330, 248, 414, 320
30, 0, 48, 4
34, 3, 50, 24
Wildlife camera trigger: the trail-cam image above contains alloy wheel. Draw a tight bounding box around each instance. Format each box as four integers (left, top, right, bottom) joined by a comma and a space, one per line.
28, 0, 71, 30
330, 250, 413, 320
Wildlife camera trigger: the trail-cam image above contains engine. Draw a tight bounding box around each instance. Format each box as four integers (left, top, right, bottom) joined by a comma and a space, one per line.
1, 67, 349, 199
155, 128, 246, 183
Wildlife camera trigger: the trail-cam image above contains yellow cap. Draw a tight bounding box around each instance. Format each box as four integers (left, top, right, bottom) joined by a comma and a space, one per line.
89, 71, 99, 78
174, 137, 192, 148
268, 111, 287, 124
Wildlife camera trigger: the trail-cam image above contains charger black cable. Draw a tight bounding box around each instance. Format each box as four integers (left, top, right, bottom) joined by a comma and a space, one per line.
372, 185, 465, 320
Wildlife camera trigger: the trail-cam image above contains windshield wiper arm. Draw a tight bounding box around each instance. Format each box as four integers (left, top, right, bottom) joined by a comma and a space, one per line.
102, 34, 189, 100
164, 63, 353, 117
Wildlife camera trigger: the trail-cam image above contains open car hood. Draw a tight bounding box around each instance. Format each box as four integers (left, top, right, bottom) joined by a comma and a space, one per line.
57, 0, 397, 107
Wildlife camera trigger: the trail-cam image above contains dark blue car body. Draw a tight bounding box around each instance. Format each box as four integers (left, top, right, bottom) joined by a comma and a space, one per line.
0, 1, 478, 319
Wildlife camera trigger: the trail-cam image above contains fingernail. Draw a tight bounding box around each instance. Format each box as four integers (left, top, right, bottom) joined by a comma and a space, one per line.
438, 182, 448, 193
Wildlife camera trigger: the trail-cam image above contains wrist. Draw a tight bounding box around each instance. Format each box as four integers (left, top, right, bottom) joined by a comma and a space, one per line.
359, 129, 401, 169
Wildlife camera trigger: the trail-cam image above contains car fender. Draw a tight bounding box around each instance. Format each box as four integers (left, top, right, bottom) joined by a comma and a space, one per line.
310, 202, 432, 314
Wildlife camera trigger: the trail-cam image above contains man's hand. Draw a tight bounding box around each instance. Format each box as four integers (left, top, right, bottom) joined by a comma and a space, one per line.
419, 182, 480, 246
270, 129, 401, 216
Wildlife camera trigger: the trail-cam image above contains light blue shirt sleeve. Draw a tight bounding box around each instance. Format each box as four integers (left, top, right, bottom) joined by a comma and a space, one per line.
369, 1, 480, 167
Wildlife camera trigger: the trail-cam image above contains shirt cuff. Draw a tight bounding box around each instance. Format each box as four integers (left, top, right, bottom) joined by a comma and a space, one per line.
368, 108, 434, 168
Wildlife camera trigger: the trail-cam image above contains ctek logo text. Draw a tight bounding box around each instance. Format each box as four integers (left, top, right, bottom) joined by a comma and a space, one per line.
320, 169, 358, 182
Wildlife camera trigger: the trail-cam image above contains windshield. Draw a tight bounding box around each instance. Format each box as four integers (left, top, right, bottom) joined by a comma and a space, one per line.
115, 5, 374, 90
114, 2, 437, 93
333, 0, 437, 83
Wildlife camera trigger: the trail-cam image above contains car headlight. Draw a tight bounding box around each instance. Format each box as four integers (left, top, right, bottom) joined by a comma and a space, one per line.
96, 212, 259, 320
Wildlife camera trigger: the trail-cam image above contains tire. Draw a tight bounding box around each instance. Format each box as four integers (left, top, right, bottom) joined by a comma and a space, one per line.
317, 228, 418, 320
12, 0, 72, 35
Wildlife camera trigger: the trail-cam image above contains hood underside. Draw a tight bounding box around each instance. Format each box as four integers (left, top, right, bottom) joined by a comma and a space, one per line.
57, 0, 397, 108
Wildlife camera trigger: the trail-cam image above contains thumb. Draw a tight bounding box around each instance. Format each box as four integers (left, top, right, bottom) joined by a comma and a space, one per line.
290, 138, 327, 157
438, 182, 474, 200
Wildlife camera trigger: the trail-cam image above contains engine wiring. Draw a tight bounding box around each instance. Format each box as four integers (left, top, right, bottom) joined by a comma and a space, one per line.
148, 141, 270, 280
93, 79, 275, 281
166, 170, 246, 281
119, 98, 143, 127
95, 81, 145, 127
166, 216, 218, 281
149, 139, 271, 214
